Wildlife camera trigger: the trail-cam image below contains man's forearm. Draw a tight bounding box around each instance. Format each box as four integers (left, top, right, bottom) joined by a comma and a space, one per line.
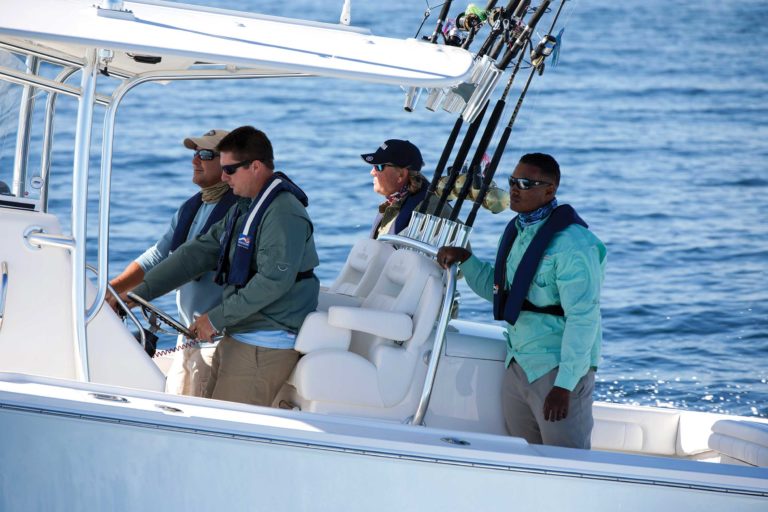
109, 262, 146, 294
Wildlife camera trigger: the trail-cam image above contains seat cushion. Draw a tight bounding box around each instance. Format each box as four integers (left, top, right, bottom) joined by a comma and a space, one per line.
709, 420, 768, 466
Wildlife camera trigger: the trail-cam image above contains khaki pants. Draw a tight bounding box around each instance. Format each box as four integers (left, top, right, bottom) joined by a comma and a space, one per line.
165, 340, 216, 397
502, 362, 595, 449
204, 334, 299, 407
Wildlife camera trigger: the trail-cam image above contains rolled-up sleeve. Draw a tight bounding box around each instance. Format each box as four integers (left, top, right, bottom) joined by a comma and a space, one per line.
135, 211, 178, 272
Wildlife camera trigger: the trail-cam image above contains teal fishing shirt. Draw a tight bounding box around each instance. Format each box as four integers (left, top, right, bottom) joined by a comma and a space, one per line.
460, 216, 607, 391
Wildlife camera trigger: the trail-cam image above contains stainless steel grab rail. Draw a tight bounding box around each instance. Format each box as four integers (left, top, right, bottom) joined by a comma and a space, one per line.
376, 234, 457, 427
0, 262, 8, 332
85, 264, 147, 350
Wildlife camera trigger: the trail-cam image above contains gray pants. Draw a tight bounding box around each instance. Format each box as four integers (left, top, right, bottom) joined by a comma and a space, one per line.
502, 362, 595, 449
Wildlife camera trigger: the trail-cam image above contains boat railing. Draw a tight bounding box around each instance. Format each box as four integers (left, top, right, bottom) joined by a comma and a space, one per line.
85, 264, 148, 350
2, 38, 316, 382
1, 24, 467, 393
378, 226, 462, 426
0, 261, 8, 332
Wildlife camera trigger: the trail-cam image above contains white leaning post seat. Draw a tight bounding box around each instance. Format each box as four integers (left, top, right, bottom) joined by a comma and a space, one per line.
316, 238, 395, 310
708, 419, 768, 466
0, 208, 165, 391
289, 249, 443, 419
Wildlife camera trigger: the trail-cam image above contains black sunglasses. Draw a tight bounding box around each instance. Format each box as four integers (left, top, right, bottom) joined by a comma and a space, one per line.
373, 163, 397, 172
194, 149, 219, 161
508, 177, 552, 190
221, 159, 254, 175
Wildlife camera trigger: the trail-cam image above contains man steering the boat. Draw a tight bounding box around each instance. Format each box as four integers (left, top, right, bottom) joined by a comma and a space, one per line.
361, 139, 451, 238
107, 129, 237, 397
436, 153, 606, 449
128, 126, 320, 407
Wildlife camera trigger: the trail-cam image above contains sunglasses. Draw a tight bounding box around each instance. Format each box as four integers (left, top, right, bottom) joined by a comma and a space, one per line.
373, 163, 397, 172
194, 149, 219, 161
508, 177, 552, 190
221, 159, 254, 175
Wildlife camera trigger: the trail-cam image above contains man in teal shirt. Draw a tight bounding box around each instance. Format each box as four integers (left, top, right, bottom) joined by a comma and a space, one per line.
437, 153, 606, 449
130, 126, 319, 407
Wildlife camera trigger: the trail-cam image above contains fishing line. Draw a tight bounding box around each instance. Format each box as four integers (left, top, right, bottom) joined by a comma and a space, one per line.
413, 1, 451, 39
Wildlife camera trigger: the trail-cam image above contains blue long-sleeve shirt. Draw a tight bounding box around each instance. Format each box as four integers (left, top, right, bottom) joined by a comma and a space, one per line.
460, 217, 607, 391
135, 201, 224, 328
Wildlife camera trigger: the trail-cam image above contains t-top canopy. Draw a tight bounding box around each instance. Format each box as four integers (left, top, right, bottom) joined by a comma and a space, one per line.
0, 0, 474, 86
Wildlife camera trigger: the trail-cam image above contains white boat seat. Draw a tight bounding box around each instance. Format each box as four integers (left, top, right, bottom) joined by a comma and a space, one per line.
708, 419, 768, 466
329, 307, 413, 342
592, 403, 681, 455
317, 238, 394, 310
290, 249, 443, 418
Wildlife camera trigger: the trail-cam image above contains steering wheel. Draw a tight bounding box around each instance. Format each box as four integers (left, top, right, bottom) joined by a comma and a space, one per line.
126, 292, 194, 339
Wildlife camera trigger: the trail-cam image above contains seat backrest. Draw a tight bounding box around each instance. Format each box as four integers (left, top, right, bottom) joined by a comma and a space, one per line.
361, 249, 441, 313
350, 250, 442, 358
709, 419, 768, 466
328, 238, 395, 298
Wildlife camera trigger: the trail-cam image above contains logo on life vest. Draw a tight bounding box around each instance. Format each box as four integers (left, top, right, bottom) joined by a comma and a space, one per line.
237, 234, 252, 249
493, 284, 499, 295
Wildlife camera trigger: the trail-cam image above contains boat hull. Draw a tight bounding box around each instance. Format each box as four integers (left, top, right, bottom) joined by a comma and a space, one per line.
1, 374, 765, 511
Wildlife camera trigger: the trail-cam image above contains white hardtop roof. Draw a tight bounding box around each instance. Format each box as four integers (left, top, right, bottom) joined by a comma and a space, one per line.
0, 0, 474, 86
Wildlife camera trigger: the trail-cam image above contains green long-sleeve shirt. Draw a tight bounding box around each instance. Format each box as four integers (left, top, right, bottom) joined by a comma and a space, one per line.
460, 216, 606, 391
133, 192, 319, 335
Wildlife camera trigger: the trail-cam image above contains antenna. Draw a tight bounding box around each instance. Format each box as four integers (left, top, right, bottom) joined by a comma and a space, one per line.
340, 0, 351, 25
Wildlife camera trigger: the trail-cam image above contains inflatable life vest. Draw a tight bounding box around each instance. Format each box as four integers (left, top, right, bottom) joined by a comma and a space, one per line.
493, 205, 588, 325
214, 172, 314, 288
169, 189, 238, 251
370, 181, 428, 238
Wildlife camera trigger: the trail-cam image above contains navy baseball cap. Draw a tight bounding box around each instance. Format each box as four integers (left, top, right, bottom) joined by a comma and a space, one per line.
360, 139, 424, 171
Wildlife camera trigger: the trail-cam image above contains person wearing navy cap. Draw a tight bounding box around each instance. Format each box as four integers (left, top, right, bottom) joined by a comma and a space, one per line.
361, 139, 450, 239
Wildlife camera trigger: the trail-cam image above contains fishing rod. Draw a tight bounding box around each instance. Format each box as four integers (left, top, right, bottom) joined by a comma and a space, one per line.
448, 48, 527, 220
438, 0, 528, 114
433, 0, 547, 221
460, 0, 550, 122
405, 1, 455, 111
465, 1, 566, 227
428, 0, 455, 43
417, 0, 504, 214
474, 0, 528, 59
424, 0, 499, 112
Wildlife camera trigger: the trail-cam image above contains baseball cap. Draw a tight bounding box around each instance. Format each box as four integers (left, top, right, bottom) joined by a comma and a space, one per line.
183, 129, 229, 150
360, 139, 424, 171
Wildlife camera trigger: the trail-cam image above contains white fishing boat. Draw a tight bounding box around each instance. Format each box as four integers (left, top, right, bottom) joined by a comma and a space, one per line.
0, 0, 766, 509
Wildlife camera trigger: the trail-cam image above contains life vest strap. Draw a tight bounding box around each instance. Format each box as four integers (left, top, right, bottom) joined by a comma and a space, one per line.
521, 299, 564, 317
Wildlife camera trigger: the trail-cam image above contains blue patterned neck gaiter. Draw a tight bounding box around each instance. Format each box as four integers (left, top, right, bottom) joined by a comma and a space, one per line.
518, 198, 558, 228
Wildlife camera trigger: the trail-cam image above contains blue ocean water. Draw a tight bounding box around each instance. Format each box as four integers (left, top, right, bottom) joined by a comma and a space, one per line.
1, 0, 765, 417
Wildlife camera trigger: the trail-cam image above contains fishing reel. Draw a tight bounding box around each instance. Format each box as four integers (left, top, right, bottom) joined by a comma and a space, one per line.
441, 20, 464, 47
530, 34, 557, 74
455, 4, 487, 32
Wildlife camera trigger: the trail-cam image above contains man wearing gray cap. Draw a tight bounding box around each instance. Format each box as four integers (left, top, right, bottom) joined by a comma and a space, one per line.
361, 139, 450, 239
108, 129, 238, 396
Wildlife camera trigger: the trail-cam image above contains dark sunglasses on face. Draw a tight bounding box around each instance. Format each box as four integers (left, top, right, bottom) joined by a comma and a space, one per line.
194, 149, 219, 161
221, 159, 254, 175
373, 163, 397, 172
508, 176, 552, 190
